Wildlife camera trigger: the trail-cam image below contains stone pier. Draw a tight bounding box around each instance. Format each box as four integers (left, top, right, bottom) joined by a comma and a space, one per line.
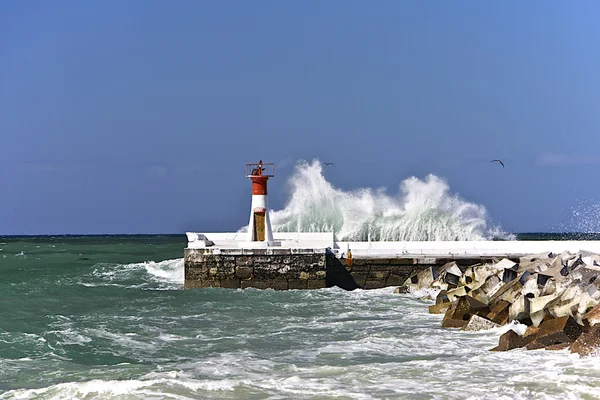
184, 246, 515, 291
184, 234, 600, 291
184, 248, 328, 290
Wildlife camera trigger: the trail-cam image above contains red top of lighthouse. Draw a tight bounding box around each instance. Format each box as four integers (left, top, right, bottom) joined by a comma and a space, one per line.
245, 160, 275, 178
246, 160, 274, 196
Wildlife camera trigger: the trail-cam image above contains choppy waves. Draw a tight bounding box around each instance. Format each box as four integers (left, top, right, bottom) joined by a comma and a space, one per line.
2, 288, 600, 399
258, 160, 512, 241
80, 258, 184, 290
3, 237, 600, 399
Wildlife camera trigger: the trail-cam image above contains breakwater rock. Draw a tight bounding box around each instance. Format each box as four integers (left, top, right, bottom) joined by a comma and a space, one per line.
398, 251, 600, 356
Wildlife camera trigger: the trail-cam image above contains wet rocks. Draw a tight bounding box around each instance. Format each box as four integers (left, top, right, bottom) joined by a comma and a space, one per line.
529, 316, 582, 348
583, 303, 600, 326
393, 286, 410, 294
487, 300, 511, 325
428, 302, 451, 314
428, 290, 451, 314
404, 267, 436, 292
570, 325, 600, 356
441, 296, 489, 328
463, 315, 499, 331
491, 329, 535, 351
399, 251, 600, 356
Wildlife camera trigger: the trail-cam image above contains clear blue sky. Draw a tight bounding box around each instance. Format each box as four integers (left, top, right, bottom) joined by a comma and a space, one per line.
1, 1, 600, 235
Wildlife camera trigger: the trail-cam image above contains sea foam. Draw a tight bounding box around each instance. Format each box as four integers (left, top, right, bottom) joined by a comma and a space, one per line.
142, 258, 184, 284
82, 258, 184, 289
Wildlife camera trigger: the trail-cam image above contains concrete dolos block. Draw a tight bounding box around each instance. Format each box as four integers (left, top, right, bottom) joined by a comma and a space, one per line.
462, 315, 499, 331
570, 325, 600, 357
583, 304, 600, 327
442, 296, 489, 328
404, 267, 435, 292
528, 316, 583, 348
401, 249, 600, 355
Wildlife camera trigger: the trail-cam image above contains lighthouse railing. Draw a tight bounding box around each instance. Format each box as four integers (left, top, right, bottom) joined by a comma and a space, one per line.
245, 162, 275, 177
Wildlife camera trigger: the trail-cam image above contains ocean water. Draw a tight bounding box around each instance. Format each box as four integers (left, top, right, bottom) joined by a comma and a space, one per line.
2, 235, 600, 399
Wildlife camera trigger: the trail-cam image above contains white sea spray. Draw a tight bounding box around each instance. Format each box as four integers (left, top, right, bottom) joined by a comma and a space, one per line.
246, 160, 513, 241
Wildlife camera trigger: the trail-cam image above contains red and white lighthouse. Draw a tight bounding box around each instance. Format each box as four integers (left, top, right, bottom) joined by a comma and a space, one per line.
246, 160, 276, 245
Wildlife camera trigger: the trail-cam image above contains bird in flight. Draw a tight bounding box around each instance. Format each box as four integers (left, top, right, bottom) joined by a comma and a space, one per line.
490, 159, 505, 168
324, 162, 335, 166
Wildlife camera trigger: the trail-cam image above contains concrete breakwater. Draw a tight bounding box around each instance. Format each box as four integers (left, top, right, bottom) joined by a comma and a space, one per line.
402, 250, 600, 356
184, 246, 513, 291
184, 234, 600, 291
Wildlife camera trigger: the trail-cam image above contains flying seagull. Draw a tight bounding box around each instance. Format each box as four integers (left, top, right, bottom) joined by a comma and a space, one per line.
324, 162, 335, 166
491, 159, 505, 168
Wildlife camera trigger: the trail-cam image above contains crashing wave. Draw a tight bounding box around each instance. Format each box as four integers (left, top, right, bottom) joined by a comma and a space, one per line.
244, 160, 512, 241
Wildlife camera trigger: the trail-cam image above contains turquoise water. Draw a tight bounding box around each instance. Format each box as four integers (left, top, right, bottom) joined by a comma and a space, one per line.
2, 235, 600, 399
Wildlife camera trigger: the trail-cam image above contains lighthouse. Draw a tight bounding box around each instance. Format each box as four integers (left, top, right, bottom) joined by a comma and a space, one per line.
245, 160, 277, 245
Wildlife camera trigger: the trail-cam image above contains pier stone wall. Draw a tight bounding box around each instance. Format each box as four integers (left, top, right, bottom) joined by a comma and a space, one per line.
184, 248, 327, 290
185, 247, 517, 291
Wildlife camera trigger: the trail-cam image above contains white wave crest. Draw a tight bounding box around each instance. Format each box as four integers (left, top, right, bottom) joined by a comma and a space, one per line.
0, 376, 249, 400
142, 258, 184, 284
87, 258, 184, 288
262, 160, 511, 241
